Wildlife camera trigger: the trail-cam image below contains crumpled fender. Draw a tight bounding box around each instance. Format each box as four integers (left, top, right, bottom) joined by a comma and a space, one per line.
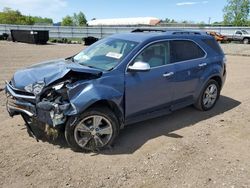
66, 82, 124, 116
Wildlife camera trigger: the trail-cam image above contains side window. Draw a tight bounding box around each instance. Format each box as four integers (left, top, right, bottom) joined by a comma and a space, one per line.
236, 31, 242, 35
202, 39, 223, 55
133, 42, 170, 68
170, 40, 205, 63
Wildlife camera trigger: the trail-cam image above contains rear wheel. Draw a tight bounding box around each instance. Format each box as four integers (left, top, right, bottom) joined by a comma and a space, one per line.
195, 80, 220, 111
65, 107, 119, 152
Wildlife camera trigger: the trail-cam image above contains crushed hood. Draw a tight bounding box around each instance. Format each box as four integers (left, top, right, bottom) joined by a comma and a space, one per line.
11, 59, 102, 90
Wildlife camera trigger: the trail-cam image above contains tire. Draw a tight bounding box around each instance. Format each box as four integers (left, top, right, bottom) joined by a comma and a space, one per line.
243, 38, 249, 44
194, 79, 220, 111
65, 107, 119, 152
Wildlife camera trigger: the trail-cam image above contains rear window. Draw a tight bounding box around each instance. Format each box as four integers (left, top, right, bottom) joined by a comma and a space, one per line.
170, 40, 205, 63
202, 39, 223, 55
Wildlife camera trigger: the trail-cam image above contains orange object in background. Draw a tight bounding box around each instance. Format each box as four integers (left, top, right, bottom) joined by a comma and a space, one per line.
208, 31, 228, 42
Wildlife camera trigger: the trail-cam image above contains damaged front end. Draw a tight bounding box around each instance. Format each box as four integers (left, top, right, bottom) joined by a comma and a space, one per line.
5, 63, 103, 138
6, 80, 71, 128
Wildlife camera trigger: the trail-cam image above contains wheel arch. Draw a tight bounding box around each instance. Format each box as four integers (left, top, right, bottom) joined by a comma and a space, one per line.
85, 99, 124, 127
210, 75, 222, 89
194, 73, 222, 100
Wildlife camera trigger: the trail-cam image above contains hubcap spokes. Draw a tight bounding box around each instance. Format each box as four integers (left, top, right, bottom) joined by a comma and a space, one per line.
203, 84, 218, 108
74, 115, 113, 149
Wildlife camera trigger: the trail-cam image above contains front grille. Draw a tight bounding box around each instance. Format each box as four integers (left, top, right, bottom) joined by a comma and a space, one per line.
6, 82, 36, 100
9, 82, 35, 97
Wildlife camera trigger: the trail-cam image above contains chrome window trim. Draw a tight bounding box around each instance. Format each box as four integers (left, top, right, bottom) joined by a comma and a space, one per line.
125, 38, 207, 72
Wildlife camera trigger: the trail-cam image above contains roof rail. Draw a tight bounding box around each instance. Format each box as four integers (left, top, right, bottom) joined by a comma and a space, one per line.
131, 28, 166, 33
171, 31, 202, 35
131, 28, 209, 36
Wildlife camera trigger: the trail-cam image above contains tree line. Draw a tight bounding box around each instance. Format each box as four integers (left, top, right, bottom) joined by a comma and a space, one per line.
0, 0, 249, 26
0, 8, 53, 25
0, 7, 87, 26
61, 12, 87, 26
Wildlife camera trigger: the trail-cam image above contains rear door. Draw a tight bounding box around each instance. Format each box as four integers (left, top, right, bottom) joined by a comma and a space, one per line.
169, 40, 207, 104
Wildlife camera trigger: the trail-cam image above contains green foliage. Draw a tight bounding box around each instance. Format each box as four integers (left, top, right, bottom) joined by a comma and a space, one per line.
75, 11, 87, 26
0, 7, 53, 25
61, 15, 73, 26
63, 11, 87, 26
0, 7, 26, 24
32, 16, 53, 24
163, 18, 178, 24
223, 0, 250, 26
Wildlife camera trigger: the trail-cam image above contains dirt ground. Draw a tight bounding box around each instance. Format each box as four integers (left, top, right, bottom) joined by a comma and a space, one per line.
0, 41, 249, 188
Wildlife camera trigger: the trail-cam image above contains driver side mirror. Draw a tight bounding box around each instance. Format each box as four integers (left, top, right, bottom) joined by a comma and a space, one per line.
128, 61, 151, 72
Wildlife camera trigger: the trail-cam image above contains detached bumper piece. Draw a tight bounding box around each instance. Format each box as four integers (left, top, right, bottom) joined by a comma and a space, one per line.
5, 82, 70, 127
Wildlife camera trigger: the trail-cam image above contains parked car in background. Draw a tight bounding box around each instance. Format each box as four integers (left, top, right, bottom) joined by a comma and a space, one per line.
208, 31, 228, 43
226, 30, 250, 44
5, 29, 227, 152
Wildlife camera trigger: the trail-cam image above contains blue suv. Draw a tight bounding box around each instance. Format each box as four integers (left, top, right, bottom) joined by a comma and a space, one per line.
5, 29, 226, 151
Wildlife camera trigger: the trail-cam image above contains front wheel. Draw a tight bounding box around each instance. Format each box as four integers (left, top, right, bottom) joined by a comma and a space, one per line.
243, 38, 249, 44
194, 80, 220, 111
65, 107, 119, 152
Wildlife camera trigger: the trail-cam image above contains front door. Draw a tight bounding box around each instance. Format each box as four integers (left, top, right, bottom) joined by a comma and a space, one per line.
125, 41, 175, 119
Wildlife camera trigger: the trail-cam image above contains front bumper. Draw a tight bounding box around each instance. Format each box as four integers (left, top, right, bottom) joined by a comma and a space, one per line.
7, 96, 36, 117
6, 82, 36, 117
5, 82, 68, 127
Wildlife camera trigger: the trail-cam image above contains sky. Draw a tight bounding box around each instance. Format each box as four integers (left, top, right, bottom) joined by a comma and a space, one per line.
0, 0, 227, 23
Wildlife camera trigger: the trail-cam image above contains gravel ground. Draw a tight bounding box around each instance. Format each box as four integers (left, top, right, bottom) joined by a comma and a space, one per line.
0, 41, 250, 188
221, 43, 250, 56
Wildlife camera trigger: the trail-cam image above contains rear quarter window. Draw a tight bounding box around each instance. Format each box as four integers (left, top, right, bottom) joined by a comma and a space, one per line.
202, 39, 224, 55
170, 40, 205, 63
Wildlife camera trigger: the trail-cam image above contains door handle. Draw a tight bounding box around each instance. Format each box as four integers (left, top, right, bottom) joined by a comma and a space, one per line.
163, 72, 174, 77
198, 63, 207, 68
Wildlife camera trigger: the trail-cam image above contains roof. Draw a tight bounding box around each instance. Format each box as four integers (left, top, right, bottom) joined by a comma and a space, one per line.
109, 30, 213, 43
110, 33, 164, 43
87, 17, 161, 26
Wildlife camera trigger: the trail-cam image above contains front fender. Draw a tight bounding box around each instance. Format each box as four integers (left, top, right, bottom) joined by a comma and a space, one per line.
66, 82, 123, 116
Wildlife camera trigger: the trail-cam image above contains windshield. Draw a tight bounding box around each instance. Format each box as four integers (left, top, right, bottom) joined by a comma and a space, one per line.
73, 38, 138, 71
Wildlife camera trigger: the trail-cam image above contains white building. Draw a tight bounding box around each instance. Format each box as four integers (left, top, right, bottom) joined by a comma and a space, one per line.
87, 17, 161, 26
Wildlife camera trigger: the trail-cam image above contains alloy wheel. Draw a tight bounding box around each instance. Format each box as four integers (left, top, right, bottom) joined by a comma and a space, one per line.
74, 115, 113, 150
202, 83, 218, 109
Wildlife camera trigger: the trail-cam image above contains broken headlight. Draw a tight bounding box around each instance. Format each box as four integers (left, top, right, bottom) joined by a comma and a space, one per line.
24, 81, 45, 95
